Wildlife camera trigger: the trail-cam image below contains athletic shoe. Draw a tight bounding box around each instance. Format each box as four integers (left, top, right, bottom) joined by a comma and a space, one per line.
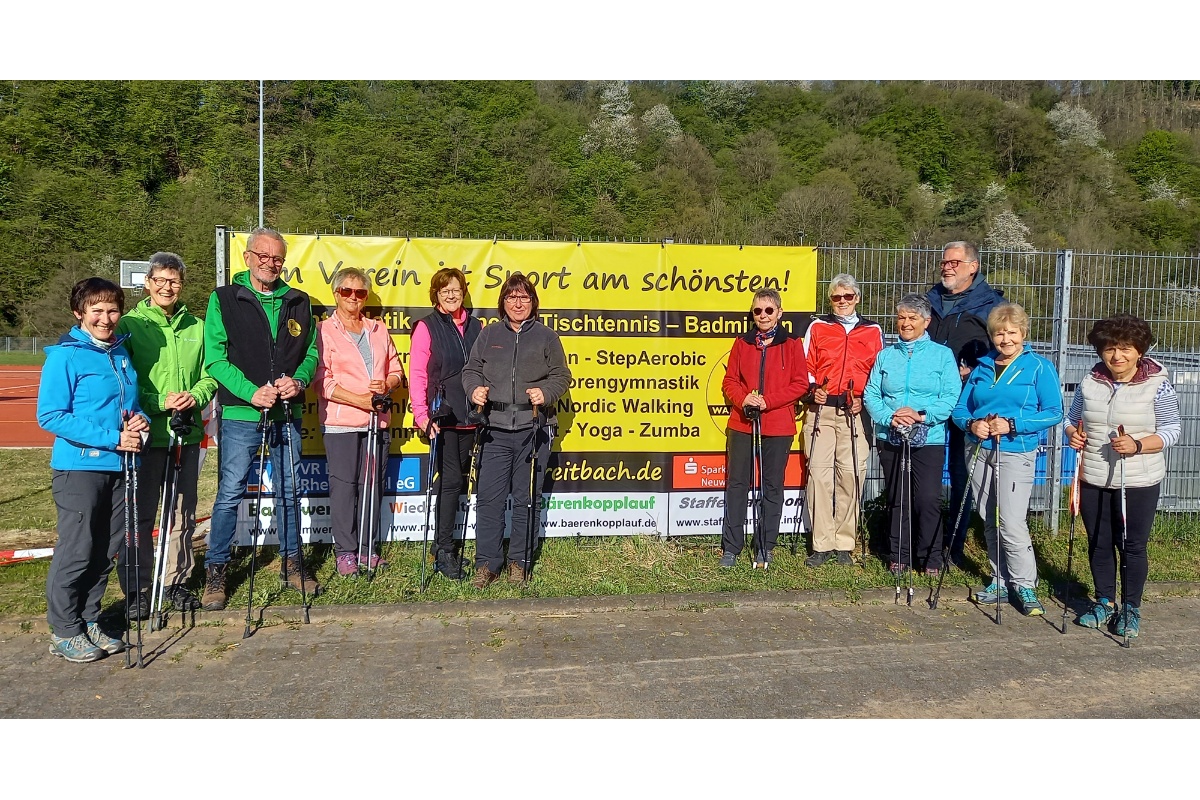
718, 552, 738, 568
125, 591, 151, 621
835, 551, 854, 566
974, 581, 1009, 605
48, 633, 103, 663
889, 562, 907, 575
752, 550, 772, 569
201, 563, 228, 611
507, 561, 528, 583
1076, 598, 1115, 628
1016, 586, 1045, 616
85, 622, 126, 655
165, 584, 201, 611
924, 567, 941, 578
473, 565, 500, 589
335, 553, 360, 577
280, 554, 322, 597
1114, 604, 1141, 639
805, 551, 833, 567
359, 553, 387, 572
434, 549, 464, 580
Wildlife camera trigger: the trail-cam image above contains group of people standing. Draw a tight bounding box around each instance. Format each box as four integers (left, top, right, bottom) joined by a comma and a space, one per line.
720, 241, 1180, 637
37, 228, 571, 663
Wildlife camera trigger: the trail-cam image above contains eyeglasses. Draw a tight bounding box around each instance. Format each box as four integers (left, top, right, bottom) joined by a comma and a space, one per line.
148, 276, 182, 289
336, 287, 368, 300
247, 249, 286, 267
437, 288, 463, 298
504, 294, 531, 304
829, 293, 856, 302
939, 259, 975, 269
752, 307, 777, 316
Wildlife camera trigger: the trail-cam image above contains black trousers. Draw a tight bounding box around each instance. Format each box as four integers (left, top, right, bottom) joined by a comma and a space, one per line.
1080, 481, 1159, 608
433, 427, 475, 555
945, 424, 975, 560
721, 428, 792, 556
474, 425, 550, 574
325, 430, 388, 557
879, 442, 947, 569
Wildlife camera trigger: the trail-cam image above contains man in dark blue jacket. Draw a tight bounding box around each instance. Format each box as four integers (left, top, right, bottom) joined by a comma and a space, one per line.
926, 241, 1004, 564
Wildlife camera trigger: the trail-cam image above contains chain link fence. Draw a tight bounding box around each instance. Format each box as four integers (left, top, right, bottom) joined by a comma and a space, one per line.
1, 337, 47, 354
817, 246, 1200, 539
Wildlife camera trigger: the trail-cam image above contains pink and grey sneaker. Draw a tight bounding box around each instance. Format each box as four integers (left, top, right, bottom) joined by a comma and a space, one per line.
335, 553, 360, 577
359, 553, 388, 572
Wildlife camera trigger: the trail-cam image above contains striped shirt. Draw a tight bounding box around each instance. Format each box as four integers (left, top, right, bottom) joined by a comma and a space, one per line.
1066, 378, 1182, 448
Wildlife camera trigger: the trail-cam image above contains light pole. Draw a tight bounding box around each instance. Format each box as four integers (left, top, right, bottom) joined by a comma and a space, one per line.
335, 214, 354, 236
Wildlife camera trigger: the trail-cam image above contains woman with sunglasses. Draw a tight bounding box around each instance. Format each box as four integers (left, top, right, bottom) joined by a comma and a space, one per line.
409, 267, 483, 580
462, 273, 571, 588
718, 288, 809, 568
315, 268, 404, 577
800, 274, 884, 566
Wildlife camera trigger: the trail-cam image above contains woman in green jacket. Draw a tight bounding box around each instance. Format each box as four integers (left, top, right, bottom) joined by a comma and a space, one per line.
116, 252, 218, 617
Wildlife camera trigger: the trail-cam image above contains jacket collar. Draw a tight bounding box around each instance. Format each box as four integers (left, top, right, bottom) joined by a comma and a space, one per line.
816, 312, 878, 331
61, 325, 130, 352
929, 278, 1003, 316
740, 325, 794, 346
1090, 355, 1163, 387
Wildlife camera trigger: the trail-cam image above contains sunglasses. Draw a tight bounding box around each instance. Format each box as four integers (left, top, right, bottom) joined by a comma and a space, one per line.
752, 307, 777, 316
829, 293, 856, 302
336, 287, 369, 300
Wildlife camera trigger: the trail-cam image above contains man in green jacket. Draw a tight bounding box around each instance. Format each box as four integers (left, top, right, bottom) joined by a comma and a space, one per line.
201, 228, 320, 611
116, 252, 218, 617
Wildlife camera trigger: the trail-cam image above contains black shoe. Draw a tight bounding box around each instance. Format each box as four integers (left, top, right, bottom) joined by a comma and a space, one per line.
434, 549, 464, 580
165, 584, 201, 611
835, 551, 854, 566
805, 551, 833, 567
125, 591, 151, 621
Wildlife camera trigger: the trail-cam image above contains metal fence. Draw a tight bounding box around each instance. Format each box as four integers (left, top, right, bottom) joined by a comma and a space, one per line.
1, 337, 46, 354
818, 246, 1200, 537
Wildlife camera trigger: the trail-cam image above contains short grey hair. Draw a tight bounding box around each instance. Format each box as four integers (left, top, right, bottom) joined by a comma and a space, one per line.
333, 267, 369, 291
942, 240, 979, 264
147, 251, 186, 280
897, 293, 932, 320
247, 227, 288, 255
751, 288, 782, 311
828, 273, 861, 299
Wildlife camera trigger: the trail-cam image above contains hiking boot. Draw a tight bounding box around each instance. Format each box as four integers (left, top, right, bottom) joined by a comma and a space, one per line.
805, 551, 833, 567
507, 561, 528, 583
434, 549, 464, 580
359, 553, 387, 572
280, 554, 321, 596
125, 591, 151, 621
1016, 586, 1045, 616
835, 551, 854, 566
974, 580, 1009, 605
718, 552, 738, 568
86, 622, 126, 655
1114, 604, 1141, 639
49, 633, 103, 663
202, 563, 228, 611
335, 553, 360, 577
1076, 598, 1115, 628
165, 584, 201, 611
473, 565, 500, 589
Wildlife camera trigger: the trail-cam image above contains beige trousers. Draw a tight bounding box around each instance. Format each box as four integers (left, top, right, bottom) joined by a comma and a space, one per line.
803, 405, 871, 553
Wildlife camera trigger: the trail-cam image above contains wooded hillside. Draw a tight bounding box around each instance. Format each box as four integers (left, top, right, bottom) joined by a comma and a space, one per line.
2, 79, 1199, 334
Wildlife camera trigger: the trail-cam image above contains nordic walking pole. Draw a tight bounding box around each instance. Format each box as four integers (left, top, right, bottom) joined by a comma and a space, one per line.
357, 403, 380, 579
1061, 422, 1084, 634
523, 404, 544, 583
281, 392, 310, 623
122, 444, 135, 668
791, 377, 828, 556
904, 435, 915, 606
243, 408, 270, 639
993, 419, 1003, 626
931, 439, 984, 609
459, 403, 487, 576
845, 380, 863, 561
1113, 425, 1131, 649
750, 411, 766, 569
420, 417, 439, 593
148, 429, 178, 632
894, 434, 905, 605
362, 393, 390, 580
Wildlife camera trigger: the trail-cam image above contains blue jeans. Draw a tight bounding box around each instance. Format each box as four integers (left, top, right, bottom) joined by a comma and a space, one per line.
207, 417, 302, 565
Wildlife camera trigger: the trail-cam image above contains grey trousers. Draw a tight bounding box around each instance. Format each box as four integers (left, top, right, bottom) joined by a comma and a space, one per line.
117, 444, 201, 594
969, 447, 1039, 590
325, 430, 388, 557
46, 470, 125, 638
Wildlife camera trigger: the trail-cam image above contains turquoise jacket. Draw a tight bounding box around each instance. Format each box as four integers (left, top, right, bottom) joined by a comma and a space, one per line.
863, 333, 961, 446
952, 343, 1064, 453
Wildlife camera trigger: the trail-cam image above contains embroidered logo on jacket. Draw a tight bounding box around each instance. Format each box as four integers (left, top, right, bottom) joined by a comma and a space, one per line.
288, 319, 302, 338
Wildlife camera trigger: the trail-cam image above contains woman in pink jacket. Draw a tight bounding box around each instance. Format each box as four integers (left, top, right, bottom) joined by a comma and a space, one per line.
315, 268, 405, 576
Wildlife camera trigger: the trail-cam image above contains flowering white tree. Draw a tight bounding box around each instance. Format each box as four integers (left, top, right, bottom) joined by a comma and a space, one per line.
1146, 177, 1188, 207
985, 210, 1035, 252
640, 104, 682, 143
581, 81, 638, 157
1046, 102, 1104, 148
696, 81, 755, 119
983, 181, 1008, 205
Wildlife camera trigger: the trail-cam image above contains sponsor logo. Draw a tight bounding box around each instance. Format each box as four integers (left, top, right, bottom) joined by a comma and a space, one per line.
672, 454, 726, 489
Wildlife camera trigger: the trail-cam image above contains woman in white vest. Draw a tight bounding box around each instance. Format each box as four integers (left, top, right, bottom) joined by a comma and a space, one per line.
1066, 314, 1181, 639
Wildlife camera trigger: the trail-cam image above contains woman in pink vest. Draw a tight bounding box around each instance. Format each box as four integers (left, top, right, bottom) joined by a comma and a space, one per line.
1066, 314, 1181, 640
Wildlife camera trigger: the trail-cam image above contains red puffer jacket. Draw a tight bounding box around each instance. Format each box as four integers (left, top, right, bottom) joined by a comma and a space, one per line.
801, 314, 884, 403
722, 327, 809, 437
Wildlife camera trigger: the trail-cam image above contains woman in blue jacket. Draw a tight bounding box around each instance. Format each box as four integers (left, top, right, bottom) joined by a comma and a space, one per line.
37, 278, 150, 663
863, 294, 961, 575
951, 303, 1063, 616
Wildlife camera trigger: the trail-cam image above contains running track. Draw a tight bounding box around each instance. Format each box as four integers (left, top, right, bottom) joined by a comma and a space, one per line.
0, 367, 52, 447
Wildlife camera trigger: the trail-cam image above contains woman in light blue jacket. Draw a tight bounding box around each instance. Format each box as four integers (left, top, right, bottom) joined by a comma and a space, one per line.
951, 303, 1063, 616
864, 294, 961, 575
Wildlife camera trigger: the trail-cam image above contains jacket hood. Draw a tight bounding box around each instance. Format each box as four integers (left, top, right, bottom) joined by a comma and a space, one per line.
930, 277, 1005, 316
55, 325, 130, 351
233, 269, 292, 298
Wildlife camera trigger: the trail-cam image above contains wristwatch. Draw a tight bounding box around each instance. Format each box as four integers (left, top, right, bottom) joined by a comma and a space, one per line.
294, 379, 307, 392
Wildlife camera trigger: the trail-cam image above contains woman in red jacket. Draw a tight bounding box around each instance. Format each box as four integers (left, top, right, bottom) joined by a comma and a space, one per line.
719, 288, 809, 568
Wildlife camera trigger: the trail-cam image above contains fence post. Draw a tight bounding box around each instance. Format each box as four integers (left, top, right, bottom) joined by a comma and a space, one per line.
1047, 249, 1074, 537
